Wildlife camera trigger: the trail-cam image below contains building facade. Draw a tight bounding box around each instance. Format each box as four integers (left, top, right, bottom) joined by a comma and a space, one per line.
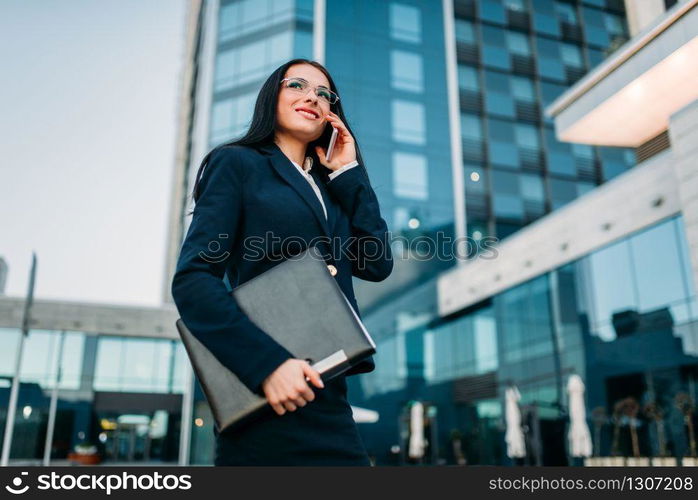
160, 0, 680, 466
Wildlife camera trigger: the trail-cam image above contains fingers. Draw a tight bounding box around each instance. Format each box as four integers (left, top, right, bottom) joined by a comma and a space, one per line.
302, 362, 325, 390
325, 113, 353, 142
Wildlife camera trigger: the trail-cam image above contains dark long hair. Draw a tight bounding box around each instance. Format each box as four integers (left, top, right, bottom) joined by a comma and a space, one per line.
189, 58, 365, 209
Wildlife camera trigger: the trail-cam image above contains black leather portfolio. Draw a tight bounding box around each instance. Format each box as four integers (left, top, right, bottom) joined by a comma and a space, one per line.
176, 246, 376, 433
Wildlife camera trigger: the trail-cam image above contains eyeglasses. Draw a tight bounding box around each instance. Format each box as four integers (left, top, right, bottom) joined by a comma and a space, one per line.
280, 77, 340, 105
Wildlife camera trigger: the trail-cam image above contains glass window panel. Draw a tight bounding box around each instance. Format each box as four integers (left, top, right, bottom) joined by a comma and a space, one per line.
581, 239, 637, 332
604, 12, 626, 36
94, 337, 124, 391
0, 328, 21, 377
455, 19, 476, 44
506, 32, 531, 56
550, 178, 578, 209
536, 37, 565, 81
20, 330, 56, 387
582, 6, 610, 47
514, 123, 540, 150
488, 118, 519, 168
482, 25, 511, 70
554, 1, 578, 23
461, 113, 483, 141
392, 100, 426, 145
458, 65, 480, 91
521, 174, 544, 201
484, 71, 514, 118
532, 0, 560, 36
295, 30, 313, 59
630, 220, 689, 311
480, 0, 506, 24
511, 76, 535, 102
393, 151, 429, 200
560, 43, 583, 68
58, 332, 85, 390
391, 50, 424, 92
390, 3, 422, 43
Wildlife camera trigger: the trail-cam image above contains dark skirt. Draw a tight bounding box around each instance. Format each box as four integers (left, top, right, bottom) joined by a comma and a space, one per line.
213, 374, 371, 466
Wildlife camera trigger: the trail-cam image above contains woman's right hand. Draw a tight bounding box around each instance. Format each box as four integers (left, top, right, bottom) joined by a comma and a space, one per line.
261, 359, 324, 415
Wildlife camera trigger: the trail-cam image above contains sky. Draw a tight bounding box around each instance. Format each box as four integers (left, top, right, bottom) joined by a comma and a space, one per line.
0, 0, 188, 307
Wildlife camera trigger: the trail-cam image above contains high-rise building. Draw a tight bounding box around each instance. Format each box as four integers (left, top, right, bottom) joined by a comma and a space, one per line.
165, 0, 698, 466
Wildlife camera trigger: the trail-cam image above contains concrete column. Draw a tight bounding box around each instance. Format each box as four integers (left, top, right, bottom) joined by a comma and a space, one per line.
669, 98, 698, 296
624, 0, 667, 36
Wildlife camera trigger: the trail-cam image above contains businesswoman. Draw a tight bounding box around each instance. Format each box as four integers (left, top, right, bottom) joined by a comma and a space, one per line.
171, 58, 393, 466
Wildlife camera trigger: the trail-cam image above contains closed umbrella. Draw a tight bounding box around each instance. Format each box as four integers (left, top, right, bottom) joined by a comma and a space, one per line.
505, 385, 526, 458
567, 374, 592, 457
408, 401, 425, 459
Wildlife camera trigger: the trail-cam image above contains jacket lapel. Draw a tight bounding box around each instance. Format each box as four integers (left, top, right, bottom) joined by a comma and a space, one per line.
259, 142, 332, 238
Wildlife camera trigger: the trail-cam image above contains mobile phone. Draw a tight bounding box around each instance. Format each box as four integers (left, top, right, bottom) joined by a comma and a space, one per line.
326, 127, 339, 162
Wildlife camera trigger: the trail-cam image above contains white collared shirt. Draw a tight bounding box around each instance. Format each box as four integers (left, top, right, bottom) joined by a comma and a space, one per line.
289, 157, 359, 220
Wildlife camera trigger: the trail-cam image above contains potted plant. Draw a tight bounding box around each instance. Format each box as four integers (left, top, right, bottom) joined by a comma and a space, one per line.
68, 440, 101, 465
644, 402, 676, 466
675, 393, 697, 466
585, 407, 607, 466
449, 429, 466, 465
602, 400, 625, 466
620, 397, 649, 466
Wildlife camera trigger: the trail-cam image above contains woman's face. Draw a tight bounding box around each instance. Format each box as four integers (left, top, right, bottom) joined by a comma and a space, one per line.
275, 63, 332, 143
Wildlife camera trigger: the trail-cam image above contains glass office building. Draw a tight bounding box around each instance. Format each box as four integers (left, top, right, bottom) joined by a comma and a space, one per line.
158, 0, 678, 466
0, 325, 189, 464
353, 215, 698, 465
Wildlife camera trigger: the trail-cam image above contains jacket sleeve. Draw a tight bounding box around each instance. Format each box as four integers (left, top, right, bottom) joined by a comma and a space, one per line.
171, 147, 293, 396
326, 163, 393, 282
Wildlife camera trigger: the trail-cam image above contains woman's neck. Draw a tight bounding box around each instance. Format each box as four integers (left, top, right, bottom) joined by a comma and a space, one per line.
274, 133, 307, 166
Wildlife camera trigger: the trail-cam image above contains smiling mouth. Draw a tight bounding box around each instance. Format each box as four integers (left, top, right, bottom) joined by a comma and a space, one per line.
295, 109, 320, 120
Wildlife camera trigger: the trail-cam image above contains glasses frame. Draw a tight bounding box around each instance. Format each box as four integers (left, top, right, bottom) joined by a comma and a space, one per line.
280, 77, 340, 105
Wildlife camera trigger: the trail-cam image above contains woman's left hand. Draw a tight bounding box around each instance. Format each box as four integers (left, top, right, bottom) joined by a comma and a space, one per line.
315, 111, 357, 171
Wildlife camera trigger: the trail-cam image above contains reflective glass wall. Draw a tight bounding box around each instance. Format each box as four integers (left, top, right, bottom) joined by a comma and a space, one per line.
350, 216, 698, 465
455, 0, 634, 242
0, 330, 188, 464
209, 0, 315, 147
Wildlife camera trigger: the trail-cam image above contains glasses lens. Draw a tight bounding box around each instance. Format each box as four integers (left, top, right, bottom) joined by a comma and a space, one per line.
286, 78, 307, 90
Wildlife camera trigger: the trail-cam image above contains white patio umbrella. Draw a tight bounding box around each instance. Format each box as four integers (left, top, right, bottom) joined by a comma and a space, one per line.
567, 374, 593, 457
505, 385, 526, 458
408, 401, 425, 459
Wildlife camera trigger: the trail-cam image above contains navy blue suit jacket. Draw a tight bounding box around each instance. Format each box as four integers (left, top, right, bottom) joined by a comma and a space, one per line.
171, 141, 393, 397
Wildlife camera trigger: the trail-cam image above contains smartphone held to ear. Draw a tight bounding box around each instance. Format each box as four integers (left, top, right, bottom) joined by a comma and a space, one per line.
326, 127, 338, 162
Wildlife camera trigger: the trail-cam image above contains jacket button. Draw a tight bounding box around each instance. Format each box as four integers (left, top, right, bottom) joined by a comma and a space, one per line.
327, 264, 337, 276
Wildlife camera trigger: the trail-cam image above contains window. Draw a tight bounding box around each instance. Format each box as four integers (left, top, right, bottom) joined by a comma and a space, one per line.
511, 76, 535, 102
218, 0, 296, 42
535, 37, 565, 81
481, 25, 510, 70
214, 31, 294, 90
514, 123, 540, 150
504, 0, 526, 11
393, 151, 428, 200
210, 91, 258, 144
481, 0, 506, 25
488, 118, 519, 168
492, 169, 524, 219
506, 31, 531, 57
560, 43, 583, 68
390, 3, 421, 43
458, 65, 480, 92
392, 100, 426, 145
484, 71, 515, 118
391, 50, 424, 92
455, 19, 476, 44
461, 113, 483, 141
520, 174, 544, 202
553, 1, 578, 24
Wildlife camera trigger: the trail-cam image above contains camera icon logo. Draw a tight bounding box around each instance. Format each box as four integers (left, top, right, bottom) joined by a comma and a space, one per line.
5, 471, 29, 494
